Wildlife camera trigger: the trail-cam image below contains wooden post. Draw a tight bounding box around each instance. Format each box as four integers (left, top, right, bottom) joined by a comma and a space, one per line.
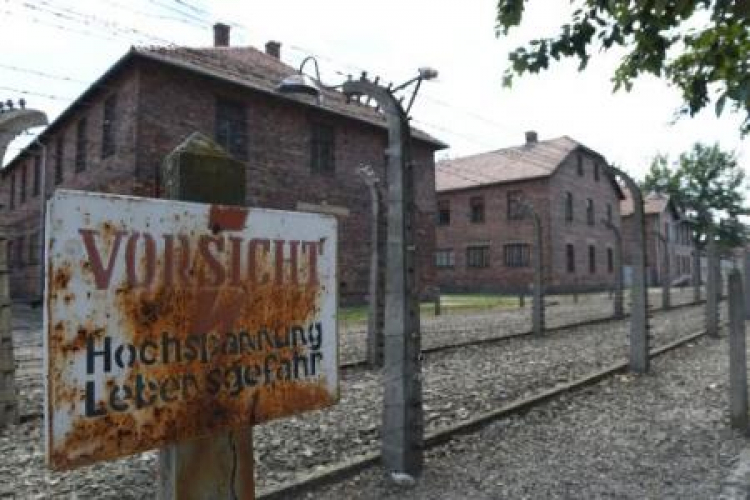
158, 132, 254, 499
728, 270, 748, 432
0, 231, 17, 427
707, 225, 719, 338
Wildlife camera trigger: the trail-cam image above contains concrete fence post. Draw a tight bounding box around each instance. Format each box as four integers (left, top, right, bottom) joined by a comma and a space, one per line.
608, 166, 649, 373
743, 250, 750, 320
525, 206, 544, 336
728, 270, 748, 432
0, 232, 17, 427
693, 243, 702, 303
158, 133, 254, 499
604, 219, 624, 319
707, 225, 719, 338
434, 287, 441, 316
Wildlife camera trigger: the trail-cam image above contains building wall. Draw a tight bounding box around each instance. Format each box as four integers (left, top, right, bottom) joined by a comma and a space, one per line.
547, 150, 622, 291
435, 148, 621, 294
1, 57, 439, 304
1, 70, 141, 300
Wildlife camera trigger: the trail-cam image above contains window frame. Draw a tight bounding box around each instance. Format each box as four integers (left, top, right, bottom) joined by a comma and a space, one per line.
102, 94, 117, 158
586, 198, 595, 226
437, 200, 451, 226
565, 192, 574, 222
466, 245, 490, 268
434, 249, 455, 268
54, 136, 64, 185
310, 121, 335, 175
504, 243, 530, 268
75, 117, 88, 172
566, 244, 575, 273
469, 196, 485, 223
507, 190, 525, 220
588, 245, 596, 274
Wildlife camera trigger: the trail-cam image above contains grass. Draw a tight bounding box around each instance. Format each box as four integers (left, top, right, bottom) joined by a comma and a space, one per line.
339, 293, 520, 325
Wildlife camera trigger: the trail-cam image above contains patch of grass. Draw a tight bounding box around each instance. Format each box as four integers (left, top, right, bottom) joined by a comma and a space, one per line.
338, 293, 520, 325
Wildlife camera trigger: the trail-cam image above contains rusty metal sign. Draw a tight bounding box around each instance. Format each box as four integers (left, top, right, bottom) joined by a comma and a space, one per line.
44, 190, 338, 470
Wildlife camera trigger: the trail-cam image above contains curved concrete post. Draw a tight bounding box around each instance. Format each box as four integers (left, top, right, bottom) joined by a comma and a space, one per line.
603, 219, 624, 319
706, 224, 719, 338
523, 204, 544, 336
607, 166, 649, 373
343, 78, 423, 476
358, 165, 384, 369
744, 249, 750, 320
0, 108, 48, 165
693, 238, 702, 302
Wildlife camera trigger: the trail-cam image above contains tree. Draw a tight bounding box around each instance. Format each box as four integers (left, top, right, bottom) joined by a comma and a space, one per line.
641, 142, 748, 249
496, 1, 750, 134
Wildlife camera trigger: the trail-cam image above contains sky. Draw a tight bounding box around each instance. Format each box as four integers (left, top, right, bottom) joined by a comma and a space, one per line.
1, 0, 748, 182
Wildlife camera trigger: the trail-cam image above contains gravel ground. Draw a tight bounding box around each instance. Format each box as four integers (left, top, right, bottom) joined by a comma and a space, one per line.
307, 327, 748, 499
0, 298, 728, 498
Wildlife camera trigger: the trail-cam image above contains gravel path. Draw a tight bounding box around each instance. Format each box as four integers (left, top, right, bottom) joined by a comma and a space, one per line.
1, 299, 727, 498
307, 323, 748, 499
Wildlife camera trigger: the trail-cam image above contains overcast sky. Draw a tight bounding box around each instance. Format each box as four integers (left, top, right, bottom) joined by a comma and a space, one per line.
2, 0, 747, 182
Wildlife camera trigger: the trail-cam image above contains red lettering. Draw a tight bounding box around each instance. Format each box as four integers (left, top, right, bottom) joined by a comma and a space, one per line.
198, 236, 225, 287
79, 229, 127, 290
125, 232, 156, 288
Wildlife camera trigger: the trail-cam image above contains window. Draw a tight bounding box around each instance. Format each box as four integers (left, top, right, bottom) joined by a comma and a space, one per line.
215, 98, 247, 159
470, 196, 485, 223
606, 203, 613, 223
594, 162, 600, 181
28, 233, 38, 265
437, 200, 450, 226
504, 243, 530, 267
7, 241, 12, 269
102, 94, 117, 158
577, 154, 584, 176
75, 118, 87, 172
20, 165, 26, 204
310, 122, 335, 174
507, 190, 525, 220
588, 245, 596, 274
566, 244, 575, 273
607, 247, 614, 273
9, 173, 15, 210
435, 249, 455, 268
466, 245, 490, 268
586, 199, 594, 226
54, 137, 64, 185
33, 154, 41, 197
565, 192, 574, 222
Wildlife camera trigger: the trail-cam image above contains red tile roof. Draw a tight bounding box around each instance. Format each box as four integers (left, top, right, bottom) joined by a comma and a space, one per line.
436, 136, 586, 192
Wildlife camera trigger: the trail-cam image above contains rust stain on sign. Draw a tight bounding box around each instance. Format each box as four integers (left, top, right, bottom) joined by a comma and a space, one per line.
45, 190, 338, 470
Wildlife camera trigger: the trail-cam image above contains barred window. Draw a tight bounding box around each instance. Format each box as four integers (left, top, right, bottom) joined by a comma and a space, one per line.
33, 154, 41, 197
215, 98, 247, 159
566, 244, 575, 273
606, 203, 613, 223
75, 117, 87, 172
594, 162, 600, 181
20, 165, 26, 204
589, 245, 596, 274
310, 122, 335, 174
508, 190, 525, 220
504, 243, 530, 268
466, 245, 490, 268
54, 136, 64, 185
435, 249, 454, 268
607, 247, 614, 273
577, 154, 584, 176
470, 196, 485, 223
586, 199, 595, 226
437, 200, 450, 225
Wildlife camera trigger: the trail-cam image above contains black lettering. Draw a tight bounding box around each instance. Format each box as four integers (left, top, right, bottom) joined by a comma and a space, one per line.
225, 332, 240, 355
206, 369, 222, 395
140, 340, 157, 365
258, 329, 275, 351
114, 343, 136, 369
85, 380, 107, 417
86, 336, 111, 375
239, 330, 255, 352
291, 326, 307, 346
243, 363, 260, 388
135, 373, 157, 408
276, 358, 292, 380
161, 331, 182, 364
293, 351, 309, 379
184, 334, 201, 362
311, 352, 323, 376
160, 376, 179, 403
181, 373, 199, 399
309, 322, 323, 350
226, 366, 244, 396
273, 328, 289, 349
109, 384, 132, 412
263, 354, 277, 385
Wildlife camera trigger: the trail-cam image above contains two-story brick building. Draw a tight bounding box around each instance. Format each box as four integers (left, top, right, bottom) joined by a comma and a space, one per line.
1, 24, 446, 303
434, 133, 624, 293
621, 192, 693, 286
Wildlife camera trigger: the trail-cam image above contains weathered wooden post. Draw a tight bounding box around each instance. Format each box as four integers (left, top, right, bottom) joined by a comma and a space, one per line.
358, 165, 384, 368
707, 224, 720, 338
343, 77, 424, 476
608, 166, 649, 373
158, 133, 254, 499
743, 249, 750, 320
0, 231, 17, 427
728, 269, 748, 432
604, 219, 624, 319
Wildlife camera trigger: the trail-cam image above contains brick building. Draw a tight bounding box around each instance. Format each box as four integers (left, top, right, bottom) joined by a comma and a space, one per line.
1, 24, 445, 303
434, 133, 624, 293
621, 192, 693, 286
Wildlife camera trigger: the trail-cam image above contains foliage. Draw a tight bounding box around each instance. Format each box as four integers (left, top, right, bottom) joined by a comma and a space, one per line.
640, 142, 748, 248
496, 0, 750, 133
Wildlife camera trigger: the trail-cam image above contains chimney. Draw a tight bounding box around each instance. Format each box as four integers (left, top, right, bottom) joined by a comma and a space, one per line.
213, 23, 230, 47
265, 41, 281, 59
525, 130, 538, 145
